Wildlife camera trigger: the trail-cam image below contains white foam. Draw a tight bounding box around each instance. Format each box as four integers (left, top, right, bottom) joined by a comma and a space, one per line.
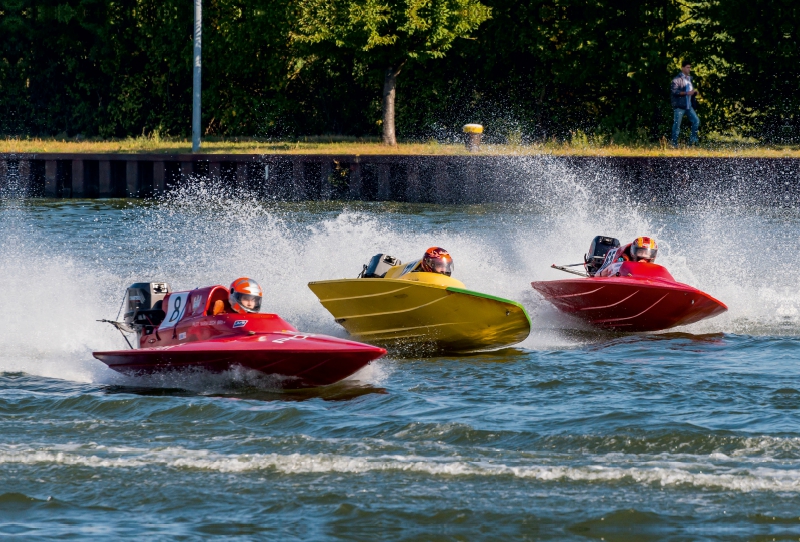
5, 443, 800, 493
344, 358, 393, 386
0, 215, 121, 382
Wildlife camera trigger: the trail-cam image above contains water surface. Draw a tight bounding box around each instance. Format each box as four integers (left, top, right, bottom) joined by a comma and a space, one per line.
2, 173, 800, 539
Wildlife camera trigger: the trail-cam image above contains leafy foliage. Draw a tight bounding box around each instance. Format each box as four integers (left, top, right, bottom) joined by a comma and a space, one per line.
692, 0, 800, 142
292, 0, 491, 62
291, 0, 491, 144
0, 0, 797, 142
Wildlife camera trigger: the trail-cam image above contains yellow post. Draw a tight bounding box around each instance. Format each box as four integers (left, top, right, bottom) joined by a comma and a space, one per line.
462, 124, 484, 152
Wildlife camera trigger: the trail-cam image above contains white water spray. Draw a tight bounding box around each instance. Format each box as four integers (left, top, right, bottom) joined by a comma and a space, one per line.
1, 161, 797, 385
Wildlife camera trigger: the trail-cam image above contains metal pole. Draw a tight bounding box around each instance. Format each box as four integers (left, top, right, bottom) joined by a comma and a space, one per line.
192, 0, 202, 153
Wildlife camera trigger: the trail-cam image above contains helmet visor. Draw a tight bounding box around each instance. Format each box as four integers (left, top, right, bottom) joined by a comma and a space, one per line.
231, 292, 262, 313
426, 257, 453, 276
632, 246, 657, 262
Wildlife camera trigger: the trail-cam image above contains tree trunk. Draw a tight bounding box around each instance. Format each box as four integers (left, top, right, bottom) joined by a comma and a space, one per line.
382, 64, 403, 146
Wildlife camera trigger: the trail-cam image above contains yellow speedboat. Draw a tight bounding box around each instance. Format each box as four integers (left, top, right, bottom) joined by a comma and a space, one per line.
308, 254, 531, 353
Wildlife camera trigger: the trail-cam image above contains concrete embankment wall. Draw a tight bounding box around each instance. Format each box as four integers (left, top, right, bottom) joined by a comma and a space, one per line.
1, 153, 798, 205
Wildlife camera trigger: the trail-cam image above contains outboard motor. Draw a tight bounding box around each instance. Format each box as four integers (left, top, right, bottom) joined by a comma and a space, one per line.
360, 254, 401, 278
123, 282, 171, 330
584, 236, 620, 275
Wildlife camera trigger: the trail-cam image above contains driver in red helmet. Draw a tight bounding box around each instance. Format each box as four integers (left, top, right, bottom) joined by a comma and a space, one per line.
418, 247, 454, 276
597, 237, 658, 277
212, 277, 263, 315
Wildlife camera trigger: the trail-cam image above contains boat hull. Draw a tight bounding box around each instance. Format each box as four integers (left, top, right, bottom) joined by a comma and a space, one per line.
531, 263, 727, 332
95, 332, 385, 389
308, 278, 531, 352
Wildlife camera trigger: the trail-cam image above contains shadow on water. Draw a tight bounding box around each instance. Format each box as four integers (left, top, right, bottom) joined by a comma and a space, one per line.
101, 381, 387, 402
382, 343, 530, 361
567, 508, 800, 541
568, 509, 692, 542
581, 330, 727, 350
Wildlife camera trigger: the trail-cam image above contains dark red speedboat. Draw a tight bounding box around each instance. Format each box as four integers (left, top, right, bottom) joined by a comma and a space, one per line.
94, 283, 386, 388
531, 261, 727, 332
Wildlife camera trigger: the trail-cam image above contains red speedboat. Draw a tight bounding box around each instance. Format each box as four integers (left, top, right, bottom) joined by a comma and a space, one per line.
532, 261, 727, 332
94, 283, 386, 388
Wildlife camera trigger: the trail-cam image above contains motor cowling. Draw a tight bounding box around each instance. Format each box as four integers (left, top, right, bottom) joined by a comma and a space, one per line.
585, 236, 620, 275
123, 282, 171, 327
361, 254, 402, 278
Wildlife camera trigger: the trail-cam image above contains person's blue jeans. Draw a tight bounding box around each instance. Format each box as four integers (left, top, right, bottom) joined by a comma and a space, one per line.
671, 107, 700, 145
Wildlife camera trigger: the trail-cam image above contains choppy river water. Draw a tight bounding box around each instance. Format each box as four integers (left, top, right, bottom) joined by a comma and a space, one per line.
2, 167, 800, 539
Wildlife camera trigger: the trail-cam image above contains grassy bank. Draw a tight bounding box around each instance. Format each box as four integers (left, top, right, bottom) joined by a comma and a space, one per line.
2, 136, 799, 158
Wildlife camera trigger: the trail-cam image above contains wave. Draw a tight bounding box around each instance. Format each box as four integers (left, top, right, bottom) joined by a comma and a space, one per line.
6, 443, 800, 493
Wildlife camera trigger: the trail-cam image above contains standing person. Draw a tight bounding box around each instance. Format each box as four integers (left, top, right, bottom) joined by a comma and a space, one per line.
670, 60, 700, 147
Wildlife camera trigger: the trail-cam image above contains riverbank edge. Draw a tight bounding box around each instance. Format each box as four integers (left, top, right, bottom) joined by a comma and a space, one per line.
2, 139, 800, 159
3, 152, 800, 160
1, 153, 798, 204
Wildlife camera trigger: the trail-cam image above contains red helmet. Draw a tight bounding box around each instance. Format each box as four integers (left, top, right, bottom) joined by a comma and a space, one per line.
631, 237, 658, 262
419, 247, 454, 276
229, 277, 263, 314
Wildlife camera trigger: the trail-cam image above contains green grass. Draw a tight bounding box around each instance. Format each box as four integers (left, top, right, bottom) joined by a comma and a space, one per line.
2, 134, 799, 157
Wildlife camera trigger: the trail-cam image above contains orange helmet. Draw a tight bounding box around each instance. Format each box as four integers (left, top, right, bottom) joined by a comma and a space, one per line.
631, 237, 658, 262
419, 247, 454, 276
229, 277, 263, 314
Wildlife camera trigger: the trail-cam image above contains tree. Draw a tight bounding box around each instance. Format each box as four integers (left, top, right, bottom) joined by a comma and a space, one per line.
291, 0, 491, 145
693, 0, 800, 142
372, 0, 696, 143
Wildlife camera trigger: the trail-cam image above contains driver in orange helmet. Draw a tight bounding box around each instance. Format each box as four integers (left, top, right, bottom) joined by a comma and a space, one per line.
597, 237, 658, 277
212, 277, 263, 315
418, 247, 454, 276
